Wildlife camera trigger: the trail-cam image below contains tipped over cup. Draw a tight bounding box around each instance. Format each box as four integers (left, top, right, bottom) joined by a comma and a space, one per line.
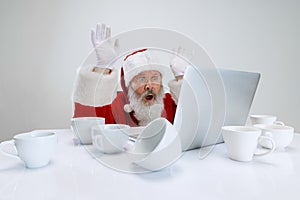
126, 118, 182, 171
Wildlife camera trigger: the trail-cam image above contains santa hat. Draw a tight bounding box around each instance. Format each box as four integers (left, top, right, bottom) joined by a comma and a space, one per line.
123, 49, 169, 87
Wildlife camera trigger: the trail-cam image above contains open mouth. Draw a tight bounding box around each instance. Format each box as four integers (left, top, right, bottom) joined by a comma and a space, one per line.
145, 94, 154, 101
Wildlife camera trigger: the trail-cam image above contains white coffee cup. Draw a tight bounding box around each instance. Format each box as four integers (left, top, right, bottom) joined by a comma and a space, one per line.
126, 118, 182, 171
250, 114, 284, 125
70, 117, 105, 145
254, 124, 294, 149
0, 130, 57, 168
92, 124, 130, 154
132, 118, 182, 171
221, 126, 275, 162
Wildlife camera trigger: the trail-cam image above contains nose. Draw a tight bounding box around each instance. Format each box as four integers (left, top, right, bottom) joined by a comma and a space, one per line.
144, 82, 153, 91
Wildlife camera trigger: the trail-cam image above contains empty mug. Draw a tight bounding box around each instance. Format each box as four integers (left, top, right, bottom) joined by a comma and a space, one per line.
0, 130, 57, 168
92, 124, 130, 154
71, 117, 105, 145
221, 126, 275, 162
250, 115, 284, 125
254, 124, 294, 149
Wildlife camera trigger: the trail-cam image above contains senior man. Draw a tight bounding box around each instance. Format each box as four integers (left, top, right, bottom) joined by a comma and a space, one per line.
72, 24, 189, 126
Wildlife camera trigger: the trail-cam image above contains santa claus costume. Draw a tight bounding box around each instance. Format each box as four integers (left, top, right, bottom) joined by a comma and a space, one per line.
72, 49, 183, 126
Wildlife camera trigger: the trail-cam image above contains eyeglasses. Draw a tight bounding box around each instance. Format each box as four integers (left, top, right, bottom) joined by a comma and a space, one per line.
133, 74, 162, 85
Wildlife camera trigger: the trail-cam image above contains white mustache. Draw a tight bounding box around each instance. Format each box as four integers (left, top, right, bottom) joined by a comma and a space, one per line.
141, 90, 157, 99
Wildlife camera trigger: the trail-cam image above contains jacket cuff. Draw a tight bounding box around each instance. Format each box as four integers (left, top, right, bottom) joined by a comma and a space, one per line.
168, 79, 182, 105
72, 66, 118, 107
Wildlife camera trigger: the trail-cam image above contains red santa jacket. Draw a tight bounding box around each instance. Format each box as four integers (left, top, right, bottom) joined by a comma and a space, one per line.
73, 68, 177, 126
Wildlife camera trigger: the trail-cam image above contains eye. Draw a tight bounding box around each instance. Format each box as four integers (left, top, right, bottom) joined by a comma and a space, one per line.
151, 75, 160, 82
138, 77, 146, 83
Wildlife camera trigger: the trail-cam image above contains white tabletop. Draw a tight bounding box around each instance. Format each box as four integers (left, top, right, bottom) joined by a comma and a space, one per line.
1, 129, 300, 200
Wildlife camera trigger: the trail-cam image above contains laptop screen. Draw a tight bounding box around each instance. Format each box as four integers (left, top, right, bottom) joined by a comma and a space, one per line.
174, 66, 260, 151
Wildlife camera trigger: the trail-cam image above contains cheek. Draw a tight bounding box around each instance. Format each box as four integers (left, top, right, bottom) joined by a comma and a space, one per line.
134, 87, 145, 97
130, 82, 143, 96
152, 84, 162, 93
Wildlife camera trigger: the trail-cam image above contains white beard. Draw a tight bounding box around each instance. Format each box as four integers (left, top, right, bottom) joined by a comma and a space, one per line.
127, 87, 164, 126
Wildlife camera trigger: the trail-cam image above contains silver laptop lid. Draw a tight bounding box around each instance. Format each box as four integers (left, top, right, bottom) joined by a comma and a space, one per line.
174, 66, 260, 151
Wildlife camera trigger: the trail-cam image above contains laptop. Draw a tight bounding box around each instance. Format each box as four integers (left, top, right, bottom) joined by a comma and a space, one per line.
174, 66, 261, 151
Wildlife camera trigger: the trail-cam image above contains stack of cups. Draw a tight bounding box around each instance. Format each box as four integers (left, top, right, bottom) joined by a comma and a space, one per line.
250, 115, 294, 150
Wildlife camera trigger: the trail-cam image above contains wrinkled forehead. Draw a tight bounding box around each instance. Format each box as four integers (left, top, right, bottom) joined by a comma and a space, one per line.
134, 70, 162, 77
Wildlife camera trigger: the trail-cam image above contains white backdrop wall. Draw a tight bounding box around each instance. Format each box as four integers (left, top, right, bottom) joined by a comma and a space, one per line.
0, 0, 299, 141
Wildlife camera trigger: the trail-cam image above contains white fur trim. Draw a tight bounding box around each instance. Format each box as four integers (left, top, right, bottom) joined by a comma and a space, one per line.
168, 79, 182, 105
123, 51, 170, 86
72, 66, 118, 106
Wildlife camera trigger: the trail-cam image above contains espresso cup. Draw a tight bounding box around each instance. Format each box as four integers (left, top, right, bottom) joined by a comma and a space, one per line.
0, 130, 57, 168
254, 124, 294, 149
71, 117, 105, 145
250, 114, 284, 125
221, 126, 275, 162
92, 124, 130, 154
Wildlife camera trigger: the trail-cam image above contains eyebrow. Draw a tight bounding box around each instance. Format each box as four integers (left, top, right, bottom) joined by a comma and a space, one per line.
137, 73, 161, 77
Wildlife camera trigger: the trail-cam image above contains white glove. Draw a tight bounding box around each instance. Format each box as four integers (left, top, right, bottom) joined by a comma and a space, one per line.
169, 47, 192, 77
91, 23, 119, 69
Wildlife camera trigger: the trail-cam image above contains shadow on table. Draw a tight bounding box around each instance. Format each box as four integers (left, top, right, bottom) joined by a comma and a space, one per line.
135, 165, 182, 181
0, 162, 25, 172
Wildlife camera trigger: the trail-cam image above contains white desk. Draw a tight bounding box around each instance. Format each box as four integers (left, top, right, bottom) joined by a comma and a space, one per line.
1, 130, 299, 200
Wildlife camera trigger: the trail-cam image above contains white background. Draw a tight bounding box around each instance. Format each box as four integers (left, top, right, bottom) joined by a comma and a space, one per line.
0, 0, 299, 141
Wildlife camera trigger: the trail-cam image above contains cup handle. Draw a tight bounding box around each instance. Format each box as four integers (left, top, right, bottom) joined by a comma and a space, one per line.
254, 135, 276, 157
274, 121, 284, 125
94, 135, 104, 152
0, 140, 19, 159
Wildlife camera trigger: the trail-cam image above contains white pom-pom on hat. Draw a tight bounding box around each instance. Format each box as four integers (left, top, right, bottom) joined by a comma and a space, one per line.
124, 104, 133, 113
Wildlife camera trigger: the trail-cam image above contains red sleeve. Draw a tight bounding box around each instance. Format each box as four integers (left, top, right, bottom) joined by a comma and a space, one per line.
73, 102, 115, 124
163, 93, 177, 124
